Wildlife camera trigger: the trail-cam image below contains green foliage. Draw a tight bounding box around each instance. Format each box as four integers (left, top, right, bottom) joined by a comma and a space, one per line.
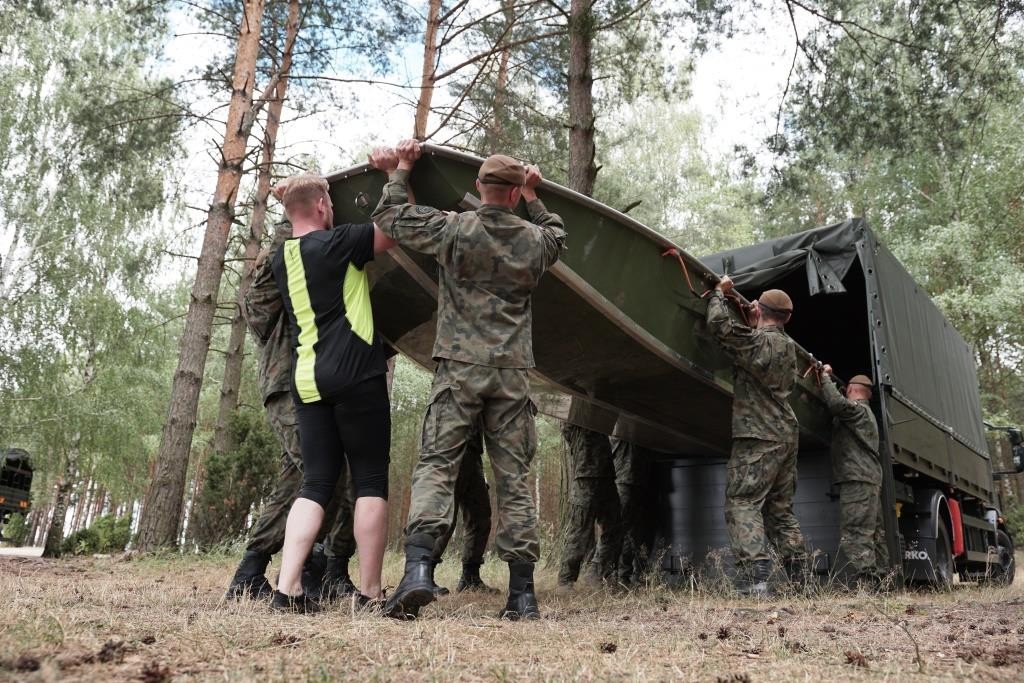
1003, 503, 1024, 547
761, 0, 1024, 428
449, 1, 734, 177
196, 0, 415, 112
594, 98, 759, 254
60, 514, 132, 555
0, 0, 184, 527
190, 410, 279, 549
1, 513, 30, 546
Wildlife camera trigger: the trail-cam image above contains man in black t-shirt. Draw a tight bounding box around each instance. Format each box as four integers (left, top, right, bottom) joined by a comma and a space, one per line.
268, 172, 397, 612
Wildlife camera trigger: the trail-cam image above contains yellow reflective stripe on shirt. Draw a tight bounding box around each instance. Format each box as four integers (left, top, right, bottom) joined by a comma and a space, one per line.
343, 263, 373, 345
284, 240, 321, 402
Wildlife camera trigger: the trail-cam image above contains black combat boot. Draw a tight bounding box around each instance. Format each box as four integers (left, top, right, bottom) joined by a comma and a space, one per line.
353, 592, 386, 614
320, 555, 358, 600
736, 559, 771, 597
499, 561, 540, 620
270, 589, 320, 614
783, 557, 809, 594
301, 544, 329, 597
457, 562, 499, 594
384, 539, 437, 620
225, 550, 273, 600
430, 561, 450, 597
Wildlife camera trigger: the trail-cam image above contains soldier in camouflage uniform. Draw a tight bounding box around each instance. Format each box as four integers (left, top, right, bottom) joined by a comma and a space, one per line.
820, 366, 889, 585
557, 424, 622, 592
430, 426, 498, 595
224, 219, 357, 601
706, 276, 805, 595
370, 140, 565, 620
612, 439, 652, 586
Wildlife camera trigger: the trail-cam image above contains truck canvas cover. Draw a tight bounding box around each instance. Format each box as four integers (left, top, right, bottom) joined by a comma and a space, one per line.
701, 219, 989, 460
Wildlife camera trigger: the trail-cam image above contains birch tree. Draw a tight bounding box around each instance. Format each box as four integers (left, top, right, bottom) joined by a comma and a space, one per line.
0, 1, 182, 555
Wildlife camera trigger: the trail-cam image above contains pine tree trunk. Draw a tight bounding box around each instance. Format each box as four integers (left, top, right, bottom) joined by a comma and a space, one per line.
413, 0, 443, 139
135, 0, 268, 551
41, 349, 97, 557
567, 0, 597, 197
212, 1, 298, 459
28, 500, 49, 546
90, 486, 106, 525
71, 478, 91, 532
489, 0, 515, 151
43, 445, 79, 557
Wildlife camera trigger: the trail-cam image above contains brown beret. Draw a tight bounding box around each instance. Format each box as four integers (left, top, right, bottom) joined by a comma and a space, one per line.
848, 374, 873, 388
759, 289, 793, 314
478, 154, 525, 185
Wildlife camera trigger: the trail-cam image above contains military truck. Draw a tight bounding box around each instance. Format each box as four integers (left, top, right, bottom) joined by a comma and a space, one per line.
0, 448, 33, 535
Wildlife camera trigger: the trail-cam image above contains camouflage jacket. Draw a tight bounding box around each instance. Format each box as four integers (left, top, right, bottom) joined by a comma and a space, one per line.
371, 168, 566, 368
821, 378, 882, 485
243, 221, 293, 403
706, 292, 798, 442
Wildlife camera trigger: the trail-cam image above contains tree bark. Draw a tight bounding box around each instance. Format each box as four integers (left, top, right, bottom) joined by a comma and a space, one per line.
567, 0, 597, 197
212, 0, 298, 459
413, 0, 443, 139
41, 347, 97, 557
488, 0, 515, 152
43, 446, 78, 556
90, 486, 106, 526
70, 477, 91, 533
135, 0, 269, 551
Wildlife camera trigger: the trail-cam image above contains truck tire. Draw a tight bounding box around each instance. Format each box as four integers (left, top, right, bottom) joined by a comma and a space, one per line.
983, 529, 1015, 586
933, 522, 955, 587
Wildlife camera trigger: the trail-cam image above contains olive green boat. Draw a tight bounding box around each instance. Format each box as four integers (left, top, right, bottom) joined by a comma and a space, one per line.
324, 144, 832, 457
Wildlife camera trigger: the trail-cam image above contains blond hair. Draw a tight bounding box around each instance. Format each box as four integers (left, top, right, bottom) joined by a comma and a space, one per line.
282, 173, 330, 213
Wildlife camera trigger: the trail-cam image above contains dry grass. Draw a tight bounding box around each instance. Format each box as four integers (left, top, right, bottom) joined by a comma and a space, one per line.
1, 551, 1023, 682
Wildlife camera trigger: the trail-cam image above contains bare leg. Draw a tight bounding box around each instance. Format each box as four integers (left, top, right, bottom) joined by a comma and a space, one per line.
277, 498, 325, 596
353, 496, 388, 597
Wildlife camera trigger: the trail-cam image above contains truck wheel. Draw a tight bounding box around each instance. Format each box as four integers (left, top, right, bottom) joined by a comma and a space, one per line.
933, 522, 954, 587
984, 529, 1015, 586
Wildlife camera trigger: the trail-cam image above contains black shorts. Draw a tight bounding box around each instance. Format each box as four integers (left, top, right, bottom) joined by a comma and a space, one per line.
295, 374, 391, 506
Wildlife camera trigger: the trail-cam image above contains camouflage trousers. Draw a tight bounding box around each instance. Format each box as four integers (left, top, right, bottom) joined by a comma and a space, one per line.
617, 483, 647, 584
838, 480, 889, 576
725, 437, 805, 566
405, 359, 539, 563
432, 427, 493, 565
558, 477, 623, 584
245, 392, 355, 560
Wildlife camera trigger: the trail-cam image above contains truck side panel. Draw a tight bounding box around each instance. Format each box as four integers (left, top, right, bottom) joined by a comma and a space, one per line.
887, 392, 993, 503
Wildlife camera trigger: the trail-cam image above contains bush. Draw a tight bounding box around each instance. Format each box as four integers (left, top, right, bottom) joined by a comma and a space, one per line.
190, 409, 278, 549
1003, 501, 1024, 544
61, 514, 132, 555
1, 512, 30, 545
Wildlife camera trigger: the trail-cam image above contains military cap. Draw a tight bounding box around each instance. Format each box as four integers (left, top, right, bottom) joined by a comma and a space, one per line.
478, 154, 526, 185
758, 289, 793, 314
848, 374, 873, 387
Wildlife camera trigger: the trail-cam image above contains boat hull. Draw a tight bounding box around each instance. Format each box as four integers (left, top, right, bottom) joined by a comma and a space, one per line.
325, 145, 832, 456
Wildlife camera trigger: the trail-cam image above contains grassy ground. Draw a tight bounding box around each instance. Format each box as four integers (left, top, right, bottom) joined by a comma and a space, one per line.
1, 551, 1022, 682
